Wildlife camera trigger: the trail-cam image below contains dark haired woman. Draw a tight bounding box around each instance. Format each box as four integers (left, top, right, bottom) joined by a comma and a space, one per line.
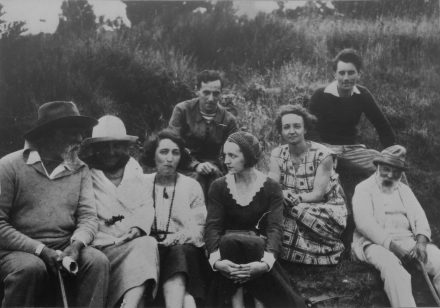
269, 105, 347, 265
205, 131, 306, 308
141, 129, 209, 308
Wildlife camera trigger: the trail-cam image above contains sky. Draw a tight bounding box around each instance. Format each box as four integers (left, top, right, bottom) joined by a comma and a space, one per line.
233, 1, 307, 18
0, 0, 130, 35
0, 0, 319, 35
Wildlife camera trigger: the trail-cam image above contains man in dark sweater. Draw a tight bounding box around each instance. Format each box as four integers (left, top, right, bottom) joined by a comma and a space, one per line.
169, 70, 237, 195
0, 101, 109, 307
309, 48, 395, 177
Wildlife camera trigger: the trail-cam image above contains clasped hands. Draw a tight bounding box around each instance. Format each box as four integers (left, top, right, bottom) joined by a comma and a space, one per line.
158, 232, 189, 246
214, 259, 269, 284
283, 190, 301, 208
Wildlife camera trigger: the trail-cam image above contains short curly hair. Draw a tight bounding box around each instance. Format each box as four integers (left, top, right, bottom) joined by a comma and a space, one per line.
332, 48, 363, 72
140, 129, 191, 170
274, 104, 317, 134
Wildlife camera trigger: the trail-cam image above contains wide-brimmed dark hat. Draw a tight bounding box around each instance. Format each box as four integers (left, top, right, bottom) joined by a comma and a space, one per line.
373, 145, 408, 171
24, 101, 98, 140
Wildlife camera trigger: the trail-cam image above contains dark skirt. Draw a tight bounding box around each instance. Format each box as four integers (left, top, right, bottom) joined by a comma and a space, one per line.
158, 244, 210, 300
208, 233, 307, 308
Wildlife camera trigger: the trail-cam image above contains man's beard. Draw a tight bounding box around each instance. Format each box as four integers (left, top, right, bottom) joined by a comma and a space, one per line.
61, 144, 80, 164
376, 171, 400, 193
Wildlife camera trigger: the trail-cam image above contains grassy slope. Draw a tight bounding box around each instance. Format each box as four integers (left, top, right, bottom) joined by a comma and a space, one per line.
225, 16, 440, 306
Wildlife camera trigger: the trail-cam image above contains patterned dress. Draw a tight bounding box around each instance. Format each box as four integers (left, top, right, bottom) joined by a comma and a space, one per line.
271, 141, 347, 265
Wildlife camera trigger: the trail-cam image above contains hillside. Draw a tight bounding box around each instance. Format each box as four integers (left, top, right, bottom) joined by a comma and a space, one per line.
1, 2, 440, 306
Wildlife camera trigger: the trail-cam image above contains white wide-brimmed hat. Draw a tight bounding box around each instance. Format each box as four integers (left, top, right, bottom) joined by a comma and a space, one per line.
82, 115, 138, 145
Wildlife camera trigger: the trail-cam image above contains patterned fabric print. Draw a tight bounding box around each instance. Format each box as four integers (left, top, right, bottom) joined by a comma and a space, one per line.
274, 142, 347, 265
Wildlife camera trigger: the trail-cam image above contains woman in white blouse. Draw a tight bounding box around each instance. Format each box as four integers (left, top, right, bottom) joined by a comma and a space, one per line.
141, 129, 209, 308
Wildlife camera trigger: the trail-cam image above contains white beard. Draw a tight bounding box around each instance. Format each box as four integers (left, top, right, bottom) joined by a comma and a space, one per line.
61, 144, 80, 165
375, 170, 401, 194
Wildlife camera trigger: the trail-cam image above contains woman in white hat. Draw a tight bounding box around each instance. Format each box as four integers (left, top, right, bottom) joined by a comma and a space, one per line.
81, 115, 159, 308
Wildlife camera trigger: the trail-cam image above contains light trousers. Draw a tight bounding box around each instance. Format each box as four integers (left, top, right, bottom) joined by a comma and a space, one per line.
364, 242, 440, 307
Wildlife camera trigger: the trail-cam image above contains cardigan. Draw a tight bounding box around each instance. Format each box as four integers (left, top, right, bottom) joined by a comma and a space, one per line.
0, 149, 97, 256
351, 174, 431, 261
204, 175, 283, 257
144, 173, 206, 247
309, 82, 395, 147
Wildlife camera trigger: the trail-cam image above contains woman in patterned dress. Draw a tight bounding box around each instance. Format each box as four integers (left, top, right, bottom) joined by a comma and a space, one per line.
269, 105, 347, 265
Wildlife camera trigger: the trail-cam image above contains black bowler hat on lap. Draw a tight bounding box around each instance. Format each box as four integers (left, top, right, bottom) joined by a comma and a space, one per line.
24, 101, 98, 140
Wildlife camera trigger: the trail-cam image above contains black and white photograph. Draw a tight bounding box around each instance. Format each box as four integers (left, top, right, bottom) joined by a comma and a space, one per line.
0, 0, 439, 307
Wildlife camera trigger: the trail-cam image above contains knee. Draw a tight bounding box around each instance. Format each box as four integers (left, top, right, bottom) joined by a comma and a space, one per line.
164, 273, 186, 288
80, 247, 109, 272
7, 256, 48, 283
135, 236, 158, 249
219, 233, 243, 250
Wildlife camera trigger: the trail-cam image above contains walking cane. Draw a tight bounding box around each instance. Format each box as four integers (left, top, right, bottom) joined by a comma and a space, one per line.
416, 259, 440, 306
57, 269, 69, 308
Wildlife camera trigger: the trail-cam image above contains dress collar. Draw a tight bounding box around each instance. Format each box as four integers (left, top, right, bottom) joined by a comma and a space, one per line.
225, 170, 267, 207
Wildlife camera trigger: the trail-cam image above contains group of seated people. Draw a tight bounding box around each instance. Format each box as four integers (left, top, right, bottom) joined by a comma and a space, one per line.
0, 49, 439, 308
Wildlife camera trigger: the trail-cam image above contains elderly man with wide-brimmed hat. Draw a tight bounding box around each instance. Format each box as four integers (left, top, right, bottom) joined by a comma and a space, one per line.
80, 115, 159, 308
352, 145, 440, 307
0, 101, 109, 307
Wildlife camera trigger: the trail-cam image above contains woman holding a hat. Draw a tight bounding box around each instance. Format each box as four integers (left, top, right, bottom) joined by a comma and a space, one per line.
140, 129, 209, 308
81, 115, 159, 308
205, 131, 306, 308
269, 105, 347, 265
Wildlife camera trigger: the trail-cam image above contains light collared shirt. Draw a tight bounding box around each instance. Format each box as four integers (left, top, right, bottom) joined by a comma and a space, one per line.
26, 150, 74, 180
324, 80, 361, 97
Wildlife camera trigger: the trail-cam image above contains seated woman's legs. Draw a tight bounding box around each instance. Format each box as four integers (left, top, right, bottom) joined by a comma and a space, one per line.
119, 279, 156, 308
121, 285, 145, 308
219, 233, 266, 307
163, 272, 195, 308
231, 287, 244, 308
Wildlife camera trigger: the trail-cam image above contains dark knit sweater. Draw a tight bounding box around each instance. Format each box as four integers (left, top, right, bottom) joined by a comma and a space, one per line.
204, 176, 283, 257
309, 85, 395, 147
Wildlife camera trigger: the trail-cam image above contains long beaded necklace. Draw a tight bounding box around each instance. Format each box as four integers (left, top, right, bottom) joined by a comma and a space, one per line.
152, 173, 177, 242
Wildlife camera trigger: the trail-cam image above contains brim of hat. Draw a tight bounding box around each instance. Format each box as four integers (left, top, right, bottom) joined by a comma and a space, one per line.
82, 135, 138, 146
24, 116, 98, 140
373, 157, 408, 171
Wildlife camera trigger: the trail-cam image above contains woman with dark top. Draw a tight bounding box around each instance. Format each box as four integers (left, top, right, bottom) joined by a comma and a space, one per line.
269, 105, 347, 265
205, 131, 306, 308
141, 129, 209, 308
